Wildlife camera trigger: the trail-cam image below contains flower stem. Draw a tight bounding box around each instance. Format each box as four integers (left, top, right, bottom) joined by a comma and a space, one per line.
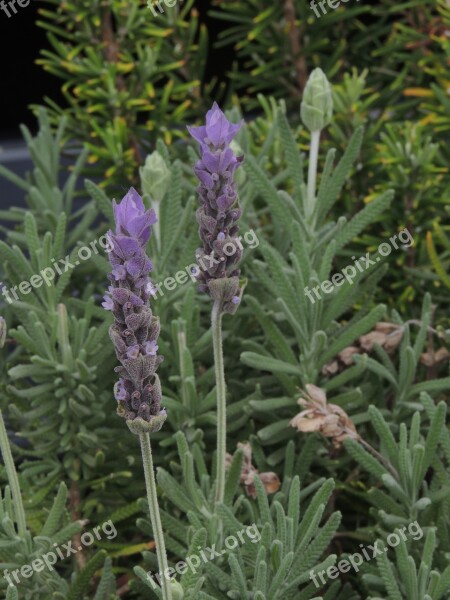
358, 436, 399, 480
139, 432, 172, 600
151, 199, 161, 254
306, 129, 321, 222
0, 410, 27, 539
212, 300, 226, 505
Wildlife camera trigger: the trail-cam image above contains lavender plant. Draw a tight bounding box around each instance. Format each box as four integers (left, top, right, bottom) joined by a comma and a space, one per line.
188, 103, 245, 505
104, 188, 172, 600
0, 64, 449, 600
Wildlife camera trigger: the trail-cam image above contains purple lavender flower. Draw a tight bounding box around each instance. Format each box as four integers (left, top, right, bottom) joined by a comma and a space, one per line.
188, 102, 244, 313
105, 187, 167, 434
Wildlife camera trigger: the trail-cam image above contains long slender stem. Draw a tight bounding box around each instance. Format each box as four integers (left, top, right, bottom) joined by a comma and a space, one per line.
212, 300, 226, 505
139, 432, 172, 600
358, 436, 399, 480
151, 199, 161, 254
0, 410, 27, 539
306, 129, 321, 221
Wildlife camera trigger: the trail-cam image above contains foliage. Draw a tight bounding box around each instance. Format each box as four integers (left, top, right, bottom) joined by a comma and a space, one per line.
36, 0, 213, 186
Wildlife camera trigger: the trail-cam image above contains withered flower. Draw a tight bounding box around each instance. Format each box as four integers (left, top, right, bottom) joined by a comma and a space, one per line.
420, 347, 449, 367
322, 322, 404, 375
360, 322, 403, 353
290, 384, 359, 448
226, 442, 280, 499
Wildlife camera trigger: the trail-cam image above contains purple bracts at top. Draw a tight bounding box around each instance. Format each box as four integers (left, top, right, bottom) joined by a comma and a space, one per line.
188, 103, 244, 312
103, 188, 167, 433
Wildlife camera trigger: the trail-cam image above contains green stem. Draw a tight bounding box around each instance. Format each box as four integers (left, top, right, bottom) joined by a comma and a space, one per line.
358, 436, 399, 480
139, 432, 172, 600
306, 129, 321, 222
151, 199, 161, 254
0, 411, 27, 539
212, 300, 226, 505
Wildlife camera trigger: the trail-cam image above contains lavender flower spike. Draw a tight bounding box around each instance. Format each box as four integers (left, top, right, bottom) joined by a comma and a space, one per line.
104, 187, 167, 435
188, 102, 245, 313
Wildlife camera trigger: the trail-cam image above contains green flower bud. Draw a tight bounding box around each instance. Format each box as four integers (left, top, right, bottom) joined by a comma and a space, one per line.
140, 151, 171, 202
0, 317, 6, 348
170, 580, 184, 600
301, 68, 333, 132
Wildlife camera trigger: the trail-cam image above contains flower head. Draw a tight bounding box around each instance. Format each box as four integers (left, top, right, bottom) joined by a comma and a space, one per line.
105, 188, 166, 434
188, 103, 245, 313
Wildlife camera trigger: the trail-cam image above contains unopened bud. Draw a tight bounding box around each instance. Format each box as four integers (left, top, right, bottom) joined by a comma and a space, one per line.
301, 68, 333, 132
170, 580, 184, 600
305, 384, 327, 405
139, 151, 171, 202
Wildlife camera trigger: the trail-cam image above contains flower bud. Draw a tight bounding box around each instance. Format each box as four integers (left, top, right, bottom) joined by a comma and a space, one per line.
140, 151, 171, 202
170, 580, 184, 600
301, 68, 333, 132
0, 317, 6, 348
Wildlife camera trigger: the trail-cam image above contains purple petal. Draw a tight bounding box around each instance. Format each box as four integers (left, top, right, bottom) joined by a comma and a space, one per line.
187, 124, 208, 146
102, 296, 114, 311
126, 256, 152, 278
146, 282, 158, 297
112, 265, 127, 281
202, 151, 221, 173
113, 188, 145, 233
195, 168, 214, 188
216, 194, 235, 212
218, 148, 235, 171
205, 103, 242, 146
144, 340, 158, 356
110, 235, 141, 259
114, 379, 127, 400
111, 288, 144, 306
127, 209, 157, 245
126, 344, 140, 359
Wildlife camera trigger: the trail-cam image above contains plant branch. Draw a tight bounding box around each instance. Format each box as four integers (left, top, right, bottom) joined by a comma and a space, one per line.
139, 432, 172, 600
100, 7, 143, 168
212, 300, 227, 505
283, 0, 308, 94
358, 436, 399, 480
306, 130, 321, 221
